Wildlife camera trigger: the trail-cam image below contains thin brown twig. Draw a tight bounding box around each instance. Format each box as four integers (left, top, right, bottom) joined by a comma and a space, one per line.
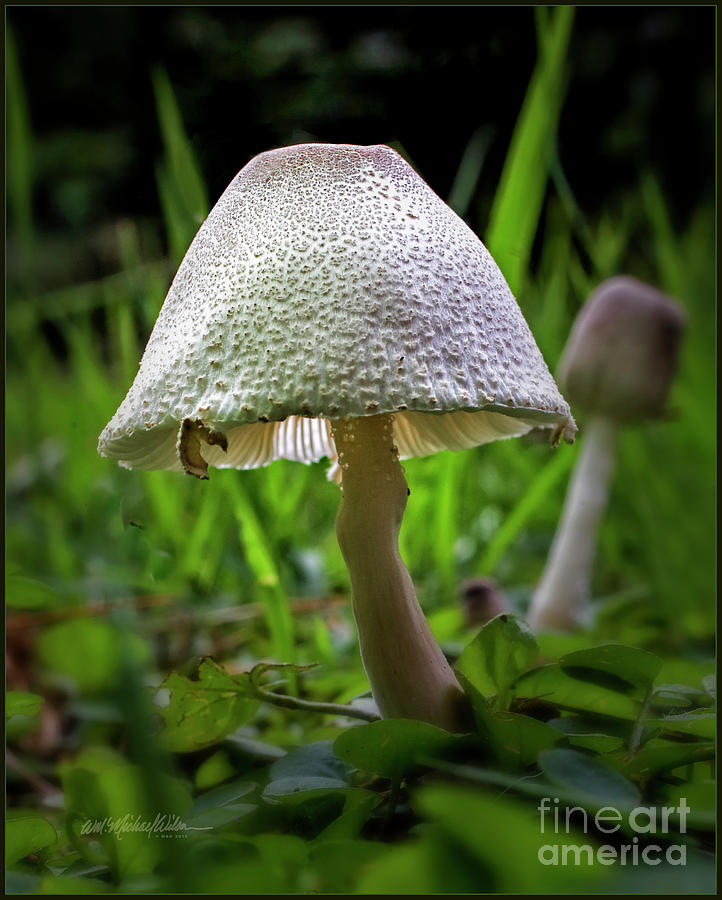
7, 593, 349, 633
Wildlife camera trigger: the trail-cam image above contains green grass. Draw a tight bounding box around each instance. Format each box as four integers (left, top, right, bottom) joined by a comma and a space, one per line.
485, 5, 575, 294
6, 57, 715, 647
152, 66, 210, 265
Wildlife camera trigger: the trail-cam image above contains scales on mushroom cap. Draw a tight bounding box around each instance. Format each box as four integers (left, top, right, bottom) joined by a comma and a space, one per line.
98, 143, 575, 479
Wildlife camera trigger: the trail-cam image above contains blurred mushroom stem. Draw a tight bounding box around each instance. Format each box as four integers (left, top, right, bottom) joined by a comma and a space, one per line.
528, 416, 617, 630
332, 413, 466, 731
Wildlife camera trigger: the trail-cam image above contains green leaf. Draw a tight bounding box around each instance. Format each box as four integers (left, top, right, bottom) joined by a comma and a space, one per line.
262, 781, 377, 841
187, 780, 257, 829
191, 778, 256, 814
185, 804, 255, 829
456, 613, 539, 708
513, 663, 640, 720
644, 710, 716, 740
546, 717, 624, 753
246, 833, 309, 878
314, 791, 381, 841
157, 658, 259, 752
535, 631, 600, 659
459, 673, 561, 767
37, 619, 151, 693
6, 690, 43, 720
194, 750, 237, 789
264, 776, 351, 799
270, 740, 354, 785
354, 831, 484, 894
61, 760, 192, 879
481, 708, 562, 768
605, 740, 715, 785
171, 839, 291, 894
224, 734, 287, 762
36, 874, 112, 894
559, 644, 663, 695
413, 784, 609, 893
6, 574, 60, 610
333, 719, 459, 782
659, 781, 715, 831
5, 816, 57, 865
652, 683, 714, 709
309, 840, 392, 893
538, 748, 641, 810
407, 756, 555, 800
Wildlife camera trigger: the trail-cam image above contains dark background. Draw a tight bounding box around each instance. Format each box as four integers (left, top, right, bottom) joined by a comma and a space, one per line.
8, 5, 715, 291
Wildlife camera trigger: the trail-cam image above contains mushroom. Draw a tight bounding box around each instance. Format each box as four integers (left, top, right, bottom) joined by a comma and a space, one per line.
98, 143, 576, 731
527, 275, 685, 631
459, 577, 508, 628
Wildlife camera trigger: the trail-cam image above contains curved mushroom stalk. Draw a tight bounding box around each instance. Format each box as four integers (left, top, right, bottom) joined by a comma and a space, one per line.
331, 414, 466, 731
528, 416, 617, 630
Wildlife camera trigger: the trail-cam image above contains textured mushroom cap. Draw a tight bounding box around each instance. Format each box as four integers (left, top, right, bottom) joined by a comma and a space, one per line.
98, 143, 575, 477
559, 275, 685, 423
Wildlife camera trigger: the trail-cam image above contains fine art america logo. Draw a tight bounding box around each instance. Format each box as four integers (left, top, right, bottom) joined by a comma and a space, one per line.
538, 797, 691, 866
79, 813, 212, 840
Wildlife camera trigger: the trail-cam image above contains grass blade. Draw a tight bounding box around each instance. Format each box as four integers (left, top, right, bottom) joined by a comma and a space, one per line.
152, 67, 209, 263
478, 443, 577, 576
639, 171, 686, 299
431, 451, 468, 604
225, 476, 296, 669
485, 5, 575, 293
447, 125, 494, 218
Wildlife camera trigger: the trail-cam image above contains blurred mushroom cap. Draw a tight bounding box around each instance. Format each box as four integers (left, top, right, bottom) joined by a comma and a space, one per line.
559, 276, 685, 423
459, 577, 507, 627
98, 143, 575, 478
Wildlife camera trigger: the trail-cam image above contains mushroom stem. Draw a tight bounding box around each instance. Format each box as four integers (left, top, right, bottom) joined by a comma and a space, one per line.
528, 416, 617, 631
331, 414, 466, 731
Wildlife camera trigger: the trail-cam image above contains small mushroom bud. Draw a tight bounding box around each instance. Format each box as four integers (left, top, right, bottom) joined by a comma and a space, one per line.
459, 577, 507, 628
528, 276, 686, 632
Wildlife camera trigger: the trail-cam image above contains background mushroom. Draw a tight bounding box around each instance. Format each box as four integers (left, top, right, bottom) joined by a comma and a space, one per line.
527, 275, 686, 631
459, 577, 508, 629
98, 142, 576, 730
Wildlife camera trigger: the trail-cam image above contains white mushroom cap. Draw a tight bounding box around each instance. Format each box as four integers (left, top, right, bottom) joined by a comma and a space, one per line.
98, 143, 575, 479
